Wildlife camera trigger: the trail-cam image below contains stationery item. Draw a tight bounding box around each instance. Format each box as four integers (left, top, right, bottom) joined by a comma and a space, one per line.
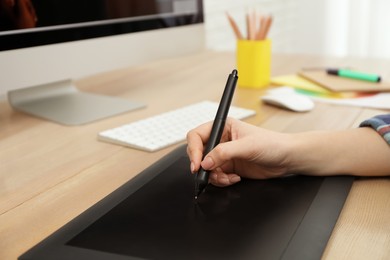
274, 86, 390, 110
195, 69, 238, 199
299, 70, 390, 92
226, 12, 243, 40
237, 39, 271, 88
255, 15, 272, 40
327, 68, 381, 83
271, 74, 334, 95
304, 90, 390, 110
249, 11, 257, 40
262, 16, 273, 40
271, 74, 378, 99
227, 11, 273, 89
226, 11, 273, 41
246, 13, 254, 40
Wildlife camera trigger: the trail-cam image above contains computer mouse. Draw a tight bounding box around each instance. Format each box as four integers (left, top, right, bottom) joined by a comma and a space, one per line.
261, 93, 315, 112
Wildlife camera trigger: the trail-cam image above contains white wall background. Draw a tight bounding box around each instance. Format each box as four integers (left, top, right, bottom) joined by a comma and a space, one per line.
203, 0, 390, 58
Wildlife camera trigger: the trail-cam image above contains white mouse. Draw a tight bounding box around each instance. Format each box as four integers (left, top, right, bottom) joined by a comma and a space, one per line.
261, 93, 315, 112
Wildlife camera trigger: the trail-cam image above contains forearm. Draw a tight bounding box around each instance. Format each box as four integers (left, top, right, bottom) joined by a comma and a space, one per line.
288, 127, 390, 176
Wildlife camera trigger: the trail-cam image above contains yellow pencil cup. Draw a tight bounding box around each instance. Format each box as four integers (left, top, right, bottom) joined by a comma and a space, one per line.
236, 39, 271, 88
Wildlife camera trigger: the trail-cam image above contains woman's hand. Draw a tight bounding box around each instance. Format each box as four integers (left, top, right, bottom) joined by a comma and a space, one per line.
186, 118, 292, 187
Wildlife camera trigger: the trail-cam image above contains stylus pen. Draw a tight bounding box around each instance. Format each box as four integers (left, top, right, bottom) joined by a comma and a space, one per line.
195, 69, 238, 199
327, 68, 381, 83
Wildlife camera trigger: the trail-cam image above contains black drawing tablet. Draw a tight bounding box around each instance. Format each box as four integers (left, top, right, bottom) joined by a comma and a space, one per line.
20, 144, 353, 260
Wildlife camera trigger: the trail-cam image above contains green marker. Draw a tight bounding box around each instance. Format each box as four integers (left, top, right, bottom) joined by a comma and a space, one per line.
327, 68, 381, 83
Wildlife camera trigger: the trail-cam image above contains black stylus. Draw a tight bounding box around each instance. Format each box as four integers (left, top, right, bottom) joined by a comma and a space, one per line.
194, 69, 238, 199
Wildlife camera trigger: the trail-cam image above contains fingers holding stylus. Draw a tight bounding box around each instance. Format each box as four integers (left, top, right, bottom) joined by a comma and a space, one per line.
186, 121, 213, 173
209, 169, 241, 187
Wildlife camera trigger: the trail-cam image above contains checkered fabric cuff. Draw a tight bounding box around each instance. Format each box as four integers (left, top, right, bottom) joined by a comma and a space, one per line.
360, 114, 390, 145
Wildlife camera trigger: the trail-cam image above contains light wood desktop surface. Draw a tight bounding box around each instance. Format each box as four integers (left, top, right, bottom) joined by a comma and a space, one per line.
1, 51, 389, 259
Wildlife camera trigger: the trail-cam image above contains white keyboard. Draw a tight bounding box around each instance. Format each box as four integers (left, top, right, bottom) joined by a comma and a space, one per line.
98, 101, 256, 152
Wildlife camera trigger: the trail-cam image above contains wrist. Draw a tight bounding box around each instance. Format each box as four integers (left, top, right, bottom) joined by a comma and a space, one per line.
285, 131, 334, 175
286, 128, 390, 177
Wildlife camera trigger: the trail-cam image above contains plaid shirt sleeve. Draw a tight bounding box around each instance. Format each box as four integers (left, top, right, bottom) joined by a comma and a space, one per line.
359, 114, 390, 145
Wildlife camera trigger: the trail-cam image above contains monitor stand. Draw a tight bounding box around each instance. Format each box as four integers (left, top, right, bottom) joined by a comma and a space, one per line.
8, 79, 146, 125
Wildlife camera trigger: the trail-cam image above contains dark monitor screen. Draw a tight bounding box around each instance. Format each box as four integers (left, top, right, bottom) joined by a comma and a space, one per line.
0, 0, 203, 51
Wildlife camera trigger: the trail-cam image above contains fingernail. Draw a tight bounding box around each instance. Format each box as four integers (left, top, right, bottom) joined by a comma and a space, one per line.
201, 156, 214, 169
190, 162, 195, 173
231, 176, 241, 183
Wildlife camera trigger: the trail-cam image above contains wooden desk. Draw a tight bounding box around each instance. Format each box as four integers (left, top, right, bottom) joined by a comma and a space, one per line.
1, 51, 389, 259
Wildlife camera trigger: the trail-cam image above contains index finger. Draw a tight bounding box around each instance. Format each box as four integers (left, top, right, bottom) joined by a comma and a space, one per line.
186, 121, 213, 173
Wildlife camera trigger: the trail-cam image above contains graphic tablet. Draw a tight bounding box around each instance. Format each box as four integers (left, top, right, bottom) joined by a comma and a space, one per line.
20, 144, 353, 260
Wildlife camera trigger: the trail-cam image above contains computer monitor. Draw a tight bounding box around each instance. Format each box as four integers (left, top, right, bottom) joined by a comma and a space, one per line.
0, 0, 204, 125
